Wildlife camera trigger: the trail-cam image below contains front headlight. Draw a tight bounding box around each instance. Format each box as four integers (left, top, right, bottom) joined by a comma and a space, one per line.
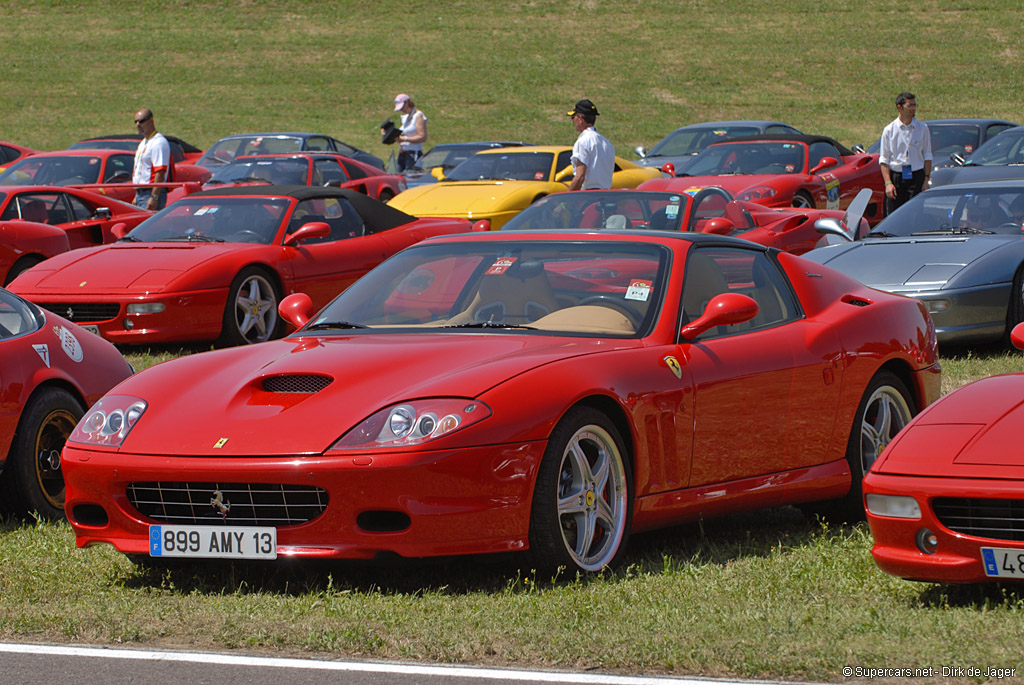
68, 395, 147, 447
737, 186, 777, 202
865, 493, 922, 519
329, 399, 491, 451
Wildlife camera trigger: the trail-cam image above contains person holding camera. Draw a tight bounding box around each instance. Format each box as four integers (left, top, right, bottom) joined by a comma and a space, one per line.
384, 93, 428, 172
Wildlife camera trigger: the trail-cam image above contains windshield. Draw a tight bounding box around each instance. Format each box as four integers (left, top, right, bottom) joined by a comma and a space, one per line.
966, 129, 1024, 166
207, 158, 312, 186
648, 126, 760, 157
198, 136, 305, 169
871, 186, 1024, 237
0, 156, 102, 186
414, 144, 488, 172
126, 196, 291, 244
0, 288, 42, 339
303, 240, 668, 337
684, 142, 806, 176
927, 123, 981, 158
446, 151, 556, 182
503, 191, 688, 231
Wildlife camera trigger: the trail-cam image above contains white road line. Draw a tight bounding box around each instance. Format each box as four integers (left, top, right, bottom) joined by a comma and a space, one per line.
0, 642, 764, 684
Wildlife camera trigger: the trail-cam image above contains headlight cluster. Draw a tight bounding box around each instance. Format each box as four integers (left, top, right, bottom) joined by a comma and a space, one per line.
68, 395, 147, 447
737, 186, 777, 202
330, 399, 491, 450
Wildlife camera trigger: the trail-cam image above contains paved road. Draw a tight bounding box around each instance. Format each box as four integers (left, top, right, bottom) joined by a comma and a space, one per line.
0, 643, 770, 685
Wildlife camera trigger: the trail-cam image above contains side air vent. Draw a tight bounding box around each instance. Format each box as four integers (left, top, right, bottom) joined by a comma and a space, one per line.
262, 375, 333, 393
842, 294, 872, 307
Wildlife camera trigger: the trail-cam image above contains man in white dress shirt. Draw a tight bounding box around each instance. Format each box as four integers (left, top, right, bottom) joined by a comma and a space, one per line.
879, 92, 932, 215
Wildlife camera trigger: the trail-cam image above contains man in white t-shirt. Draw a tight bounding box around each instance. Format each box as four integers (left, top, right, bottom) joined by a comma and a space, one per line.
132, 108, 171, 210
567, 99, 614, 191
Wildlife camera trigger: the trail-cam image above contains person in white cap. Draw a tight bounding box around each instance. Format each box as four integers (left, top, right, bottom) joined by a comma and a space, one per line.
392, 93, 428, 172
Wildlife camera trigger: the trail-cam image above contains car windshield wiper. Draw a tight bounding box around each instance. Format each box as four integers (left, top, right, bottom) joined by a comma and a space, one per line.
304, 320, 368, 331
442, 321, 537, 330
164, 234, 225, 243
867, 230, 899, 237
912, 226, 994, 235
118, 235, 142, 242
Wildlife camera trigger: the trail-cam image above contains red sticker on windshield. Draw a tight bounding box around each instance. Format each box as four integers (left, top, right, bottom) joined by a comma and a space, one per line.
486, 257, 517, 275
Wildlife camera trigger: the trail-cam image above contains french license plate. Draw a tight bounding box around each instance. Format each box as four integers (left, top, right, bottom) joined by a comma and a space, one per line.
981, 547, 1024, 578
149, 524, 277, 559
82, 325, 100, 336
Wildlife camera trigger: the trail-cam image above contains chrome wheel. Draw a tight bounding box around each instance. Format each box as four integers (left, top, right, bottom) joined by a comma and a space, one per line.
858, 382, 913, 474
555, 423, 628, 572
792, 191, 814, 209
231, 271, 278, 344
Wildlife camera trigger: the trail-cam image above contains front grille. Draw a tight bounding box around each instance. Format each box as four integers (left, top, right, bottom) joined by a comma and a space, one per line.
262, 375, 333, 393
933, 497, 1024, 542
127, 481, 329, 527
39, 302, 120, 323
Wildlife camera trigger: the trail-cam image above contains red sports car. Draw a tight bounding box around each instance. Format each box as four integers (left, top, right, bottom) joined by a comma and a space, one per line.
0, 287, 133, 519
639, 134, 886, 226
501, 188, 870, 255
168, 153, 406, 204
0, 150, 210, 203
67, 134, 205, 163
0, 185, 152, 251
0, 141, 37, 172
864, 322, 1024, 584
9, 186, 474, 346
61, 230, 940, 573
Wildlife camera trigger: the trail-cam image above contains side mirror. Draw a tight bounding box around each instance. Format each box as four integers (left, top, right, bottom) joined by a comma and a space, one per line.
1011, 322, 1024, 350
94, 207, 112, 220
111, 223, 129, 240
809, 157, 839, 175
431, 167, 446, 181
660, 162, 676, 177
472, 219, 491, 232
950, 152, 967, 167
635, 145, 648, 158
283, 221, 331, 246
814, 217, 853, 242
681, 293, 759, 340
700, 217, 734, 235
554, 165, 574, 183
279, 293, 314, 329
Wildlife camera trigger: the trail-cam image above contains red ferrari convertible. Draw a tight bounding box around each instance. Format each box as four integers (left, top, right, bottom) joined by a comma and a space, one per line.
0, 287, 133, 519
9, 186, 474, 346
167, 153, 406, 205
639, 134, 886, 226
864, 322, 1024, 584
0, 185, 152, 250
61, 230, 940, 573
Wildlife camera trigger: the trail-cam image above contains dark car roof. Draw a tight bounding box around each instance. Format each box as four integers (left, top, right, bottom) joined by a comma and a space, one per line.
925, 118, 1020, 126
187, 184, 417, 233
671, 120, 797, 131
708, 134, 856, 157
71, 134, 202, 153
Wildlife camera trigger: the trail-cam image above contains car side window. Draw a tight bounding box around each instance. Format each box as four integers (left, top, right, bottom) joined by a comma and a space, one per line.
305, 137, 331, 152
340, 160, 368, 180
766, 125, 800, 135
65, 194, 94, 221
106, 155, 135, 182
681, 247, 798, 340
314, 159, 349, 186
987, 124, 1014, 140
808, 142, 840, 172
288, 197, 364, 243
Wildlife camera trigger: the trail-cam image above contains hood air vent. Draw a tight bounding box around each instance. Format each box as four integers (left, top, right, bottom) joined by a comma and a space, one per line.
262, 374, 334, 393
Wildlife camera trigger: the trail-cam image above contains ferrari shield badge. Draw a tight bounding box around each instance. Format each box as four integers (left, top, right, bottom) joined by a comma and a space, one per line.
663, 355, 683, 379
33, 344, 50, 368
213, 438, 229, 449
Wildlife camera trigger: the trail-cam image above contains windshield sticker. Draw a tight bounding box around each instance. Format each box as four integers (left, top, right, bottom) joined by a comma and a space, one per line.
683, 186, 704, 197
665, 204, 680, 218
195, 206, 219, 216
625, 279, 653, 302
534, 172, 545, 180
53, 325, 83, 363
88, 158, 99, 165
713, 129, 727, 136
785, 164, 795, 172
33, 344, 50, 368
485, 257, 518, 275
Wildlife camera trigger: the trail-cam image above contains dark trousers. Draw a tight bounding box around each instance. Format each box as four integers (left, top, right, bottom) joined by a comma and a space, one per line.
397, 150, 423, 172
885, 168, 926, 216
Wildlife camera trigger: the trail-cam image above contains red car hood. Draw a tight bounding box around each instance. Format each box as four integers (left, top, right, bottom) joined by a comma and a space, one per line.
117, 333, 633, 456
11, 243, 264, 294
876, 374, 1024, 478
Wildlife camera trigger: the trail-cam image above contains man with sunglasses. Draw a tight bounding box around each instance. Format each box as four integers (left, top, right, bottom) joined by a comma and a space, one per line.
132, 108, 171, 210
567, 99, 614, 191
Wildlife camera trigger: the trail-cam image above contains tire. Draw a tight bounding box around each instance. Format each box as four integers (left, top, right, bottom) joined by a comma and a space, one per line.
792, 190, 814, 209
0, 387, 83, 519
378, 188, 395, 203
805, 371, 915, 521
528, 406, 632, 575
216, 267, 283, 347
4, 255, 44, 286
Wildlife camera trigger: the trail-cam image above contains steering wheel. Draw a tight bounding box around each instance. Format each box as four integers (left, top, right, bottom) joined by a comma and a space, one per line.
576, 295, 643, 328
231, 230, 264, 243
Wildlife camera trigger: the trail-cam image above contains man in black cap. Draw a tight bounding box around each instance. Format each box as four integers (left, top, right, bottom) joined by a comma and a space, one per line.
567, 99, 614, 191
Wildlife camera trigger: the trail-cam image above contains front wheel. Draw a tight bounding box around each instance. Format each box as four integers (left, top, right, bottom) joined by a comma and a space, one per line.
216, 267, 282, 347
528, 407, 632, 575
378, 188, 395, 203
792, 190, 814, 209
0, 387, 84, 519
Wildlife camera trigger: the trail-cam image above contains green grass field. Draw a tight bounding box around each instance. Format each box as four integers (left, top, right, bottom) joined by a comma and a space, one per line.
4, 1, 1024, 680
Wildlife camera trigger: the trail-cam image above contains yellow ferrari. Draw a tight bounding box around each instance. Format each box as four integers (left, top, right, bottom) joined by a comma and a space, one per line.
388, 145, 661, 229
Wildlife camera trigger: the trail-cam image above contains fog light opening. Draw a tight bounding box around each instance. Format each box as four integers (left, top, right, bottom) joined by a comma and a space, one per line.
915, 528, 938, 555
122, 318, 135, 330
